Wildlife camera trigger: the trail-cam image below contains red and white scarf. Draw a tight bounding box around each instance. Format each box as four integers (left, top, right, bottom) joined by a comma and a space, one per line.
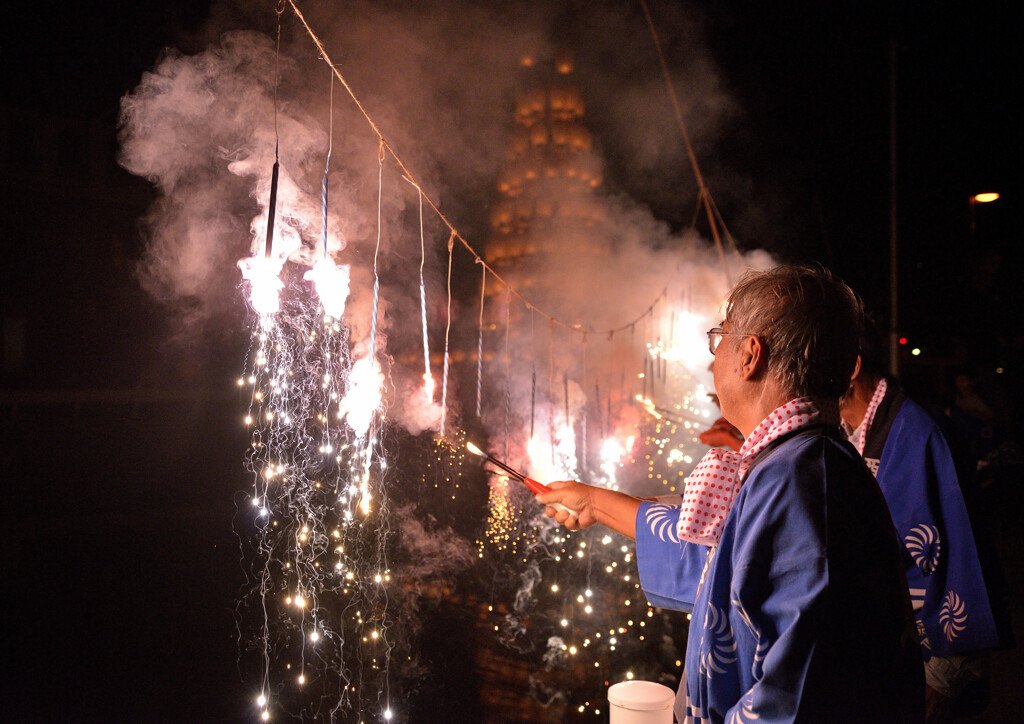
851, 378, 887, 455
678, 397, 837, 546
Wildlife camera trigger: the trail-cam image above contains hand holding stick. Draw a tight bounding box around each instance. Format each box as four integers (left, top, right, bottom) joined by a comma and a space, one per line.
466, 442, 579, 517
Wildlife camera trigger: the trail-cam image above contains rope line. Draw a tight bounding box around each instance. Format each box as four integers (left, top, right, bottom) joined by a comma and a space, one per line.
285, 0, 671, 336
638, 0, 735, 285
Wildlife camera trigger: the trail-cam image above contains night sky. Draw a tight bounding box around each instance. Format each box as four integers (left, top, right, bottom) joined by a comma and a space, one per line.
6, 0, 1019, 385
1, 1, 1020, 722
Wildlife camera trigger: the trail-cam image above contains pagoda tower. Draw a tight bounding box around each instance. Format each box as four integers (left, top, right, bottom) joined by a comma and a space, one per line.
485, 50, 607, 309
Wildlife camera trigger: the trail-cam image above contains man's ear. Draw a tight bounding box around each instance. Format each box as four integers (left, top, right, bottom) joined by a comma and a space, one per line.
851, 355, 862, 382
737, 334, 765, 380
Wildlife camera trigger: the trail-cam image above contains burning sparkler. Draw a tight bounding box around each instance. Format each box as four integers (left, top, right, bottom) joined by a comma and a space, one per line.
304, 257, 351, 319
238, 254, 286, 319
466, 441, 579, 517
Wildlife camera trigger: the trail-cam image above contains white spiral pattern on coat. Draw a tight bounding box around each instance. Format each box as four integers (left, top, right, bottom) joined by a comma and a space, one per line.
726, 690, 760, 723
646, 503, 681, 544
905, 524, 941, 575
940, 590, 968, 641
731, 596, 767, 679
699, 605, 737, 677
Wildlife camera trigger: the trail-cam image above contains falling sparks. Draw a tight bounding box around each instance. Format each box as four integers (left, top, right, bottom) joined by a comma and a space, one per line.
237, 263, 394, 720
464, 311, 719, 718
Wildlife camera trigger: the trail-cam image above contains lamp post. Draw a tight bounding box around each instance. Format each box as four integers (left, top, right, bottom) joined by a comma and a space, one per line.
969, 192, 1000, 236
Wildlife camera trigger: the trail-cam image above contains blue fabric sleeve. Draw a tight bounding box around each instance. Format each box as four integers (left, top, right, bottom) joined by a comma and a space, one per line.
635, 500, 707, 613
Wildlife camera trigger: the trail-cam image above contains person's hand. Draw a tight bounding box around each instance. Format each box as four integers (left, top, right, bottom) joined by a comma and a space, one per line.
699, 417, 743, 451
536, 480, 597, 530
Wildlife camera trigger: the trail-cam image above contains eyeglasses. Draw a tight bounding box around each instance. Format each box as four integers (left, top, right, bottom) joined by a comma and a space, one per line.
707, 327, 754, 355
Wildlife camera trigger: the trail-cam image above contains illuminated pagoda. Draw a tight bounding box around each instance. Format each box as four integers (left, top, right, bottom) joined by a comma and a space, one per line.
485, 49, 605, 310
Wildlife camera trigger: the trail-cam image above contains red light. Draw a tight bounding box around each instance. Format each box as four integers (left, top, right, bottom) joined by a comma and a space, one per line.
899, 337, 907, 345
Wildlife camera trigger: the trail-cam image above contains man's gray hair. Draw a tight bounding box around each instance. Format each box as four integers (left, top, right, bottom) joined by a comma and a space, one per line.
726, 264, 863, 400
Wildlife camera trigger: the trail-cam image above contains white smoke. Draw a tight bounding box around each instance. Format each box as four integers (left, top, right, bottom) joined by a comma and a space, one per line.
118, 0, 771, 437
396, 505, 477, 580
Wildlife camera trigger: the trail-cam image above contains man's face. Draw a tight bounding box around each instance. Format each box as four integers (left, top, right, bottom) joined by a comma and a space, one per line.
712, 319, 741, 423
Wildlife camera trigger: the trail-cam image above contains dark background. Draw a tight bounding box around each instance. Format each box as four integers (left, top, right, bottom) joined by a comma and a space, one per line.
2, 1, 1020, 721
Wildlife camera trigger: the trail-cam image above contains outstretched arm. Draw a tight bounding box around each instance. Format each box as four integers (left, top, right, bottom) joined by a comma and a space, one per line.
699, 416, 743, 451
536, 481, 642, 540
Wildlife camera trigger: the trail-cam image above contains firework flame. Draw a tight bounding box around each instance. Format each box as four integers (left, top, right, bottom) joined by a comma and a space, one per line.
339, 356, 383, 437
672, 310, 714, 370
304, 257, 351, 319
237, 254, 285, 319
422, 372, 436, 403
599, 437, 626, 486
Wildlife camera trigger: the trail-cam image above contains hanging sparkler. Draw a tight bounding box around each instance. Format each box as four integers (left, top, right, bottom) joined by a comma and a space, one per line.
581, 333, 588, 475
440, 230, 455, 438
503, 286, 512, 463
416, 184, 434, 402
476, 261, 486, 417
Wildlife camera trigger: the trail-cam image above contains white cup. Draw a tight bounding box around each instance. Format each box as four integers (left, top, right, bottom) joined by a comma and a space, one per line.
608, 680, 674, 724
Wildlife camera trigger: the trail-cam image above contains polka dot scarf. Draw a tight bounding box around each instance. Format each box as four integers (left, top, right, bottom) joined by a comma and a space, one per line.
852, 378, 887, 455
677, 397, 836, 546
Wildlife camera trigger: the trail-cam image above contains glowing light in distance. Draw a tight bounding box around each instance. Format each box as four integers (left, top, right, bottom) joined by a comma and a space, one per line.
600, 437, 625, 466
972, 192, 999, 203
672, 311, 714, 368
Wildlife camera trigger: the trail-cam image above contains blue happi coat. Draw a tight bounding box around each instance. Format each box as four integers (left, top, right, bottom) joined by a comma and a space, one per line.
637, 426, 924, 723
863, 384, 998, 659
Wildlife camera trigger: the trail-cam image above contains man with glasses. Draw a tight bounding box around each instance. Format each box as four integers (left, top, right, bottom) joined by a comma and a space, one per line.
538, 265, 924, 723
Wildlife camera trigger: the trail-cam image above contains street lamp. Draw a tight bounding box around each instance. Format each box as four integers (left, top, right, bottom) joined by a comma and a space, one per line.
970, 192, 1000, 235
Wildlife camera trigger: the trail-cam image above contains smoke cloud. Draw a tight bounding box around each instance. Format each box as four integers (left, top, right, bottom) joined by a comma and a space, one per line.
118, 0, 771, 436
